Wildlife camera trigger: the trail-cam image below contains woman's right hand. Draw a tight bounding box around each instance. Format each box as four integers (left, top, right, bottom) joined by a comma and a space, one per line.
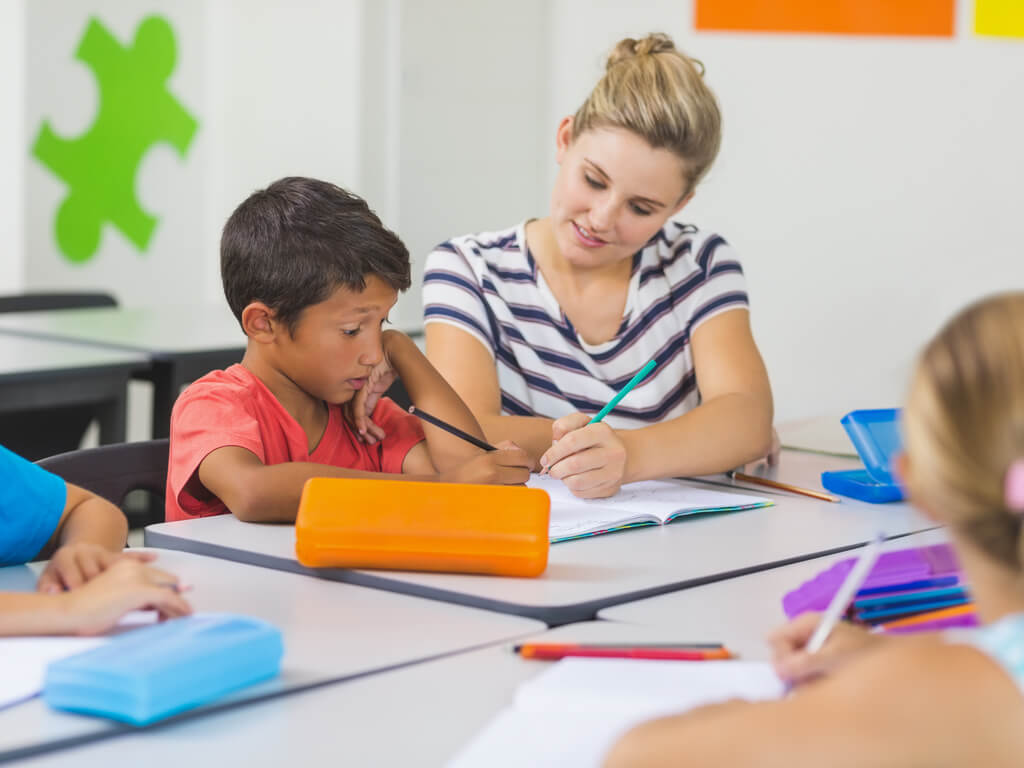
439, 441, 532, 486
768, 611, 884, 684
58, 558, 192, 636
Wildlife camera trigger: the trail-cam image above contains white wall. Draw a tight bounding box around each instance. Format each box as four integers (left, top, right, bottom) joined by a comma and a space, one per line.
0, 0, 25, 293
544, 0, 1024, 421
8, 0, 1024, 426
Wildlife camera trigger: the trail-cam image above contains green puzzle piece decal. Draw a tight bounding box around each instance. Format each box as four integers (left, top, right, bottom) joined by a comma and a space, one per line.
32, 16, 198, 264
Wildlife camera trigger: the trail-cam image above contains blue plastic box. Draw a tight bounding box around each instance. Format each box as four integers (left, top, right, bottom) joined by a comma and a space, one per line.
820, 408, 905, 503
43, 614, 283, 725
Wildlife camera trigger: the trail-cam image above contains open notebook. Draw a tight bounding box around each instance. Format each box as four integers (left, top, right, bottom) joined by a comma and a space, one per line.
528, 475, 772, 543
448, 657, 785, 768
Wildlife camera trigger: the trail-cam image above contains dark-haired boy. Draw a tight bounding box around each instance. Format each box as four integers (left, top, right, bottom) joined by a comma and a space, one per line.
166, 177, 531, 523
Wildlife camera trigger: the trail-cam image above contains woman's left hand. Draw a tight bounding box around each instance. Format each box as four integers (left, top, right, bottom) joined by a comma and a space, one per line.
539, 412, 628, 498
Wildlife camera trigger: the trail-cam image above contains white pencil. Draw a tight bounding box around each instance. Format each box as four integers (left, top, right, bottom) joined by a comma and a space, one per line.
805, 532, 886, 654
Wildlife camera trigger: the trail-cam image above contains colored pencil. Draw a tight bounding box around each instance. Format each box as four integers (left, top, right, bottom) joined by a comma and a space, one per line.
729, 471, 840, 503
541, 359, 657, 475
408, 406, 496, 452
514, 643, 733, 661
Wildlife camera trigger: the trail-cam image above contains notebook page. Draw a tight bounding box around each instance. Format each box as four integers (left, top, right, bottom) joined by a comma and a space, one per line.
449, 659, 785, 768
515, 658, 785, 718
0, 610, 159, 710
447, 709, 638, 768
528, 474, 656, 540
529, 475, 770, 539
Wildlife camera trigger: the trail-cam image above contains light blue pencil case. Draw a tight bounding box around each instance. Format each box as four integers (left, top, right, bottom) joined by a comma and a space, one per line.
43, 614, 284, 725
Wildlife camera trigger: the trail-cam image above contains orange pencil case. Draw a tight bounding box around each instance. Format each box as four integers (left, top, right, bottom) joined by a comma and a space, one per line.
295, 478, 550, 577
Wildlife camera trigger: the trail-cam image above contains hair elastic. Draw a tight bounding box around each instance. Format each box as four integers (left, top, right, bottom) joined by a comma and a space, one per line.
1005, 459, 1024, 514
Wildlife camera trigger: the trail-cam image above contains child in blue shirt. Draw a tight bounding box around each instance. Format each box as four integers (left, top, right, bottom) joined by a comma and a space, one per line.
605, 292, 1024, 767
0, 443, 190, 635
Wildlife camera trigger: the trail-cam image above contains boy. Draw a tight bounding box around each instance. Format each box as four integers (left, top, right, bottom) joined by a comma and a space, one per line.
1, 443, 190, 636
167, 177, 532, 523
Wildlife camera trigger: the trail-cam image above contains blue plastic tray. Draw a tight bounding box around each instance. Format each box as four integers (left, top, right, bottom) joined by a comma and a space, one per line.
820, 409, 905, 503
44, 614, 283, 725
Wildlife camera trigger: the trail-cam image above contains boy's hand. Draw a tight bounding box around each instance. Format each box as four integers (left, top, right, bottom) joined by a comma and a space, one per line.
58, 558, 192, 636
768, 611, 884, 685
346, 331, 407, 445
439, 441, 532, 486
37, 543, 157, 593
539, 412, 628, 499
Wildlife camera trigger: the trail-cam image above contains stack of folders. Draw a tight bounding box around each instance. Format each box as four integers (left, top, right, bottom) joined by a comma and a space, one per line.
448, 658, 784, 768
783, 543, 978, 633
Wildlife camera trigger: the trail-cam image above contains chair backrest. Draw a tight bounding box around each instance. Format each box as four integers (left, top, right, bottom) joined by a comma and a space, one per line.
37, 439, 170, 527
0, 292, 117, 314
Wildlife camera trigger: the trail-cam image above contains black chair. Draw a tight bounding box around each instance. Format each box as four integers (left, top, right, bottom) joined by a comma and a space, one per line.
0, 291, 119, 460
37, 439, 169, 529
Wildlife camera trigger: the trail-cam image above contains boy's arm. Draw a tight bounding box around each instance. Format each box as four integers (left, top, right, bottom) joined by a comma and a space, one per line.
425, 322, 553, 464
1, 559, 190, 637
365, 331, 498, 472
197, 445, 436, 523
35, 483, 132, 593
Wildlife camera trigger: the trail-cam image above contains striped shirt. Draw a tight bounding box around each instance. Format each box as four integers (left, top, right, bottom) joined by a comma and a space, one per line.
422, 220, 749, 429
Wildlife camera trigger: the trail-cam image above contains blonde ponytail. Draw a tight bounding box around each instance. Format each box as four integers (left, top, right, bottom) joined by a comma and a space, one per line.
572, 33, 722, 196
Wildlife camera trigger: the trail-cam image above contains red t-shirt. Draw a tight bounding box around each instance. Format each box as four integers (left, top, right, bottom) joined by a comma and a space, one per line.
166, 364, 425, 521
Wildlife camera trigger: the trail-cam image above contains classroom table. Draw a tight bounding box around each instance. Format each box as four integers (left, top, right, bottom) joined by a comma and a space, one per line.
145, 459, 936, 625
10, 620, 720, 768
598, 527, 951, 656
0, 304, 246, 438
0, 548, 544, 765
0, 334, 147, 445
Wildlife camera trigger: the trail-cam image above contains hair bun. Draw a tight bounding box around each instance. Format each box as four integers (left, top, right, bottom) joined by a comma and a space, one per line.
607, 33, 676, 69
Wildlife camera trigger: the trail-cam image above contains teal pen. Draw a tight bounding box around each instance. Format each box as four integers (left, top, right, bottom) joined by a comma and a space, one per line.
541, 359, 658, 474
588, 359, 658, 424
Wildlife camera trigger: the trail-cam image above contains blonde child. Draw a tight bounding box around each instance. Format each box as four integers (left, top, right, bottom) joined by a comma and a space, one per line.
1, 443, 190, 636
605, 292, 1024, 767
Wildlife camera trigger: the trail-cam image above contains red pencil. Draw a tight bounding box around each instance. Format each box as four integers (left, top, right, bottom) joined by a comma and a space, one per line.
514, 643, 733, 661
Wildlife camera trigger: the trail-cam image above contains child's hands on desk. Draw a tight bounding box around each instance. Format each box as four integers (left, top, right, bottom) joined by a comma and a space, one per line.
38, 544, 158, 594
56, 558, 192, 636
440, 441, 532, 486
769, 611, 884, 685
539, 412, 628, 499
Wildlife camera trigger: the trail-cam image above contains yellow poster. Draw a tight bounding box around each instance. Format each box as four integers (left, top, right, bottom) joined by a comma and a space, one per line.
975, 0, 1024, 38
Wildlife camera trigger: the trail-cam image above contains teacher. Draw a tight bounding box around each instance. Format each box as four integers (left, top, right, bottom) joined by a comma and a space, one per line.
423, 33, 773, 499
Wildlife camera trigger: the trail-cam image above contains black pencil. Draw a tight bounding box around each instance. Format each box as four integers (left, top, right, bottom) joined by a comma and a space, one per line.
408, 406, 497, 452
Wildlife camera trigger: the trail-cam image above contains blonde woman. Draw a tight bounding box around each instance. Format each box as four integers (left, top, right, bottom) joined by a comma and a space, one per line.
423, 33, 774, 499
605, 292, 1024, 767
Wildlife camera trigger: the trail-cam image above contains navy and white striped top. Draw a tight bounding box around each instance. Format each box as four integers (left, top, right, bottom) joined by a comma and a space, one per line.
422, 220, 750, 429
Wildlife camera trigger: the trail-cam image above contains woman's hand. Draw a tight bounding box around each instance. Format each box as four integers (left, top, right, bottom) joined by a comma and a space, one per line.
539, 413, 628, 498
37, 544, 157, 593
768, 611, 885, 685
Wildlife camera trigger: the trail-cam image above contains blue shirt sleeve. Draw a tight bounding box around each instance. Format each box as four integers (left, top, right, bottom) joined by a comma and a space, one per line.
0, 443, 67, 565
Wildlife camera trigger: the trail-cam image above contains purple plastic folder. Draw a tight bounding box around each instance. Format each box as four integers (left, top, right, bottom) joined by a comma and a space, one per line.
782, 544, 979, 632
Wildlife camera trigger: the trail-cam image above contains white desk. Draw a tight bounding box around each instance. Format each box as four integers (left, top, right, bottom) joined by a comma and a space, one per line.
598, 527, 951, 657
11, 620, 710, 768
0, 548, 543, 764
146, 471, 935, 625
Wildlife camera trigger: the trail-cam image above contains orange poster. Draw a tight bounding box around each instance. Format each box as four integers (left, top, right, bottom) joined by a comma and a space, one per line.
695, 0, 956, 37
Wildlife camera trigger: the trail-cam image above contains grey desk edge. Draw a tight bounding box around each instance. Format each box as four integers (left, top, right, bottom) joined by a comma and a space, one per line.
144, 526, 936, 626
